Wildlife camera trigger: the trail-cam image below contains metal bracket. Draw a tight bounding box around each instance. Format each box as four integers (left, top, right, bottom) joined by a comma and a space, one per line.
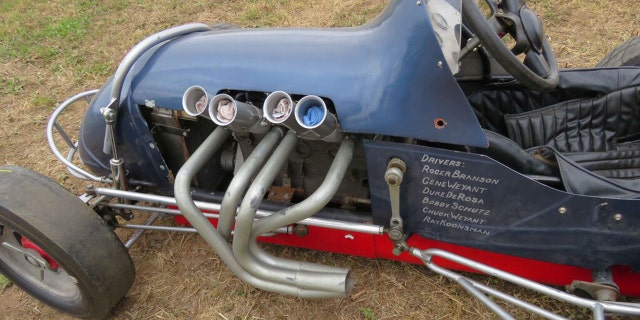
567, 280, 620, 302
384, 157, 407, 254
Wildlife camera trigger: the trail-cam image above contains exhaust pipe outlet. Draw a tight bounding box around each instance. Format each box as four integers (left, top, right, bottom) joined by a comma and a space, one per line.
208, 94, 269, 134
294, 95, 343, 142
182, 86, 210, 118
263, 91, 306, 133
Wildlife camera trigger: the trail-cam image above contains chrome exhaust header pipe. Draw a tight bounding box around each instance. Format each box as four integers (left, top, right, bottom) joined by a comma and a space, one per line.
182, 85, 210, 118
263, 91, 306, 133
208, 94, 269, 134
249, 138, 355, 275
294, 95, 343, 142
232, 131, 353, 296
175, 128, 351, 298
217, 128, 284, 239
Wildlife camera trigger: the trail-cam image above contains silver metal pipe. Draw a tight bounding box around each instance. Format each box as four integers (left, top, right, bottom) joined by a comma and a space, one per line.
111, 23, 212, 106
120, 223, 290, 236
94, 187, 383, 235
208, 94, 269, 134
120, 224, 198, 233
252, 138, 354, 236
249, 138, 355, 274
218, 128, 283, 239
294, 95, 343, 142
182, 85, 210, 118
233, 131, 352, 295
174, 127, 344, 298
263, 91, 306, 133
47, 89, 111, 183
411, 248, 640, 317
124, 212, 161, 248
103, 24, 213, 156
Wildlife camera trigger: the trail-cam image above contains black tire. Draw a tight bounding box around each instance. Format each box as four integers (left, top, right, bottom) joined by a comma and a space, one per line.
0, 166, 135, 319
596, 36, 640, 67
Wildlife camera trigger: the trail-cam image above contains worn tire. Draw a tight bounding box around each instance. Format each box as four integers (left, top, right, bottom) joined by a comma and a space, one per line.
596, 36, 640, 67
0, 166, 134, 319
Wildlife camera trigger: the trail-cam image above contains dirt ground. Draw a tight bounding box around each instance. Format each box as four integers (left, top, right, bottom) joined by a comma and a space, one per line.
1, 1, 639, 319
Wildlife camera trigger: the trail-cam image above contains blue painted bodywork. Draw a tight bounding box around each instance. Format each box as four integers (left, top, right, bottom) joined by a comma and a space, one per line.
128, 0, 486, 147
79, 0, 488, 188
365, 140, 640, 270
78, 79, 171, 188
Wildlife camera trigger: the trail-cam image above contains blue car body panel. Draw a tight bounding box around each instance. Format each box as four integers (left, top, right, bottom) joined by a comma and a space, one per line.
79, 0, 487, 188
134, 0, 485, 144
365, 140, 640, 270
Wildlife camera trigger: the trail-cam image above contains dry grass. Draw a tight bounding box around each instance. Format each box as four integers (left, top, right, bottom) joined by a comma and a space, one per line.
1, 1, 639, 319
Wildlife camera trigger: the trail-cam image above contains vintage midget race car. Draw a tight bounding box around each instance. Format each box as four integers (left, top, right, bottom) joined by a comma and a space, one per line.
1, 0, 640, 318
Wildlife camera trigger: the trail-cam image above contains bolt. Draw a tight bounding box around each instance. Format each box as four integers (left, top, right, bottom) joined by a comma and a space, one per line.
387, 157, 407, 173
102, 108, 117, 123
613, 213, 623, 221
388, 228, 403, 241
558, 207, 567, 214
416, 0, 422, 5
437, 61, 444, 68
86, 184, 96, 195
385, 172, 400, 186
292, 225, 308, 237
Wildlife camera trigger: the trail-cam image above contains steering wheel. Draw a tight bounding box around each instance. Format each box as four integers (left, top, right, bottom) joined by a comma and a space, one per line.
461, 0, 559, 91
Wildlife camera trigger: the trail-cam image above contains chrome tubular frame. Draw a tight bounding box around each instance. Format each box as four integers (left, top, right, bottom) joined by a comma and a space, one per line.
410, 248, 640, 319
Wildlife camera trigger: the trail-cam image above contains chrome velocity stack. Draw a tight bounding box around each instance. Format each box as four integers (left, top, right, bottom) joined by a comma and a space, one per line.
294, 95, 343, 142
182, 85, 210, 118
208, 94, 269, 134
263, 91, 306, 133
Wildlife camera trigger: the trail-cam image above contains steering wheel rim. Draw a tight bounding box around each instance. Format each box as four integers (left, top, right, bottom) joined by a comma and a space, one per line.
461, 0, 559, 91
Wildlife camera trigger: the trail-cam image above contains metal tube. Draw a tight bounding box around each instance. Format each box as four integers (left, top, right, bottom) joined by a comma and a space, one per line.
263, 91, 305, 133
249, 139, 355, 274
293, 95, 343, 142
124, 212, 161, 248
232, 131, 352, 295
111, 24, 212, 105
217, 128, 283, 239
119, 223, 290, 236
47, 90, 110, 183
252, 138, 354, 236
411, 248, 640, 316
456, 277, 515, 320
120, 224, 198, 233
208, 94, 268, 134
174, 127, 344, 298
94, 187, 384, 235
182, 85, 210, 117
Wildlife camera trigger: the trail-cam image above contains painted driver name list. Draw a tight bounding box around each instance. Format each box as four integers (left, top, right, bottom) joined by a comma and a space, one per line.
420, 154, 499, 236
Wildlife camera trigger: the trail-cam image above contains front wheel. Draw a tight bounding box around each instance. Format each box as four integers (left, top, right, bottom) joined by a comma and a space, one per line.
596, 36, 640, 67
0, 166, 135, 319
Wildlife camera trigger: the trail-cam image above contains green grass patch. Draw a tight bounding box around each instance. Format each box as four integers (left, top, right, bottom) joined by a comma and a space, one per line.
0, 77, 25, 95
359, 307, 377, 320
41, 15, 89, 41
0, 2, 91, 67
32, 95, 58, 109
0, 273, 11, 292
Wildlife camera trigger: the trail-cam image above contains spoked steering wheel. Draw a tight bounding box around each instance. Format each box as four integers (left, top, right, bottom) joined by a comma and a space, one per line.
461, 0, 559, 91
